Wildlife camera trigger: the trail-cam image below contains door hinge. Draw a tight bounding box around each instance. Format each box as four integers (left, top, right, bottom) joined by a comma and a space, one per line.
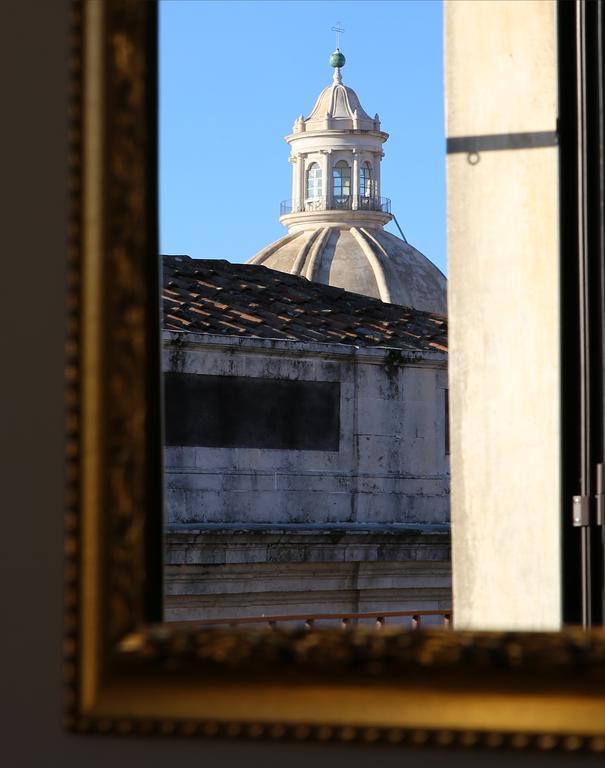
573, 495, 591, 527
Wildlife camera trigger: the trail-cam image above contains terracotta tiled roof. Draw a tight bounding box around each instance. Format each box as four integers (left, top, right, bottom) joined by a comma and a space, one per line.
162, 255, 447, 353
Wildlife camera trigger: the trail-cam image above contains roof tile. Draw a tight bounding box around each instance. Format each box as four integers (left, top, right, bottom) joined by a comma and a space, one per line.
162, 256, 448, 353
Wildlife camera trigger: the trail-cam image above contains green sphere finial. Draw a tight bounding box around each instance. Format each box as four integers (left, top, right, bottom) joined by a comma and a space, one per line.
329, 49, 346, 68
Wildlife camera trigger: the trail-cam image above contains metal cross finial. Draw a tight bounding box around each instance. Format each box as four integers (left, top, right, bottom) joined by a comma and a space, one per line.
331, 23, 344, 49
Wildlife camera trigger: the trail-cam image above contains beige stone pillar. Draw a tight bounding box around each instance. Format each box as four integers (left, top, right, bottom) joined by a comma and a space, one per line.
445, 0, 560, 630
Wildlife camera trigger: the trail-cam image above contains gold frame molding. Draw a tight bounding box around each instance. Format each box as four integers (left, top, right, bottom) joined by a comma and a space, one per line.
65, 0, 605, 752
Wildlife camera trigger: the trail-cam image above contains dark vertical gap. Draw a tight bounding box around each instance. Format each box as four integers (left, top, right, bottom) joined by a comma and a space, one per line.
144, 0, 164, 623
559, 0, 605, 626
558, 0, 583, 625
586, 0, 605, 626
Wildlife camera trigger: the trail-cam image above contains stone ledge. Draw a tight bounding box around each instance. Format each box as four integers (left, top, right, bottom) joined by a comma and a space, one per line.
165, 525, 450, 566
165, 522, 450, 533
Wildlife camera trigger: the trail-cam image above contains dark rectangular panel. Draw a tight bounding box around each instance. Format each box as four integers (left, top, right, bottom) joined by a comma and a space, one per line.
164, 373, 340, 451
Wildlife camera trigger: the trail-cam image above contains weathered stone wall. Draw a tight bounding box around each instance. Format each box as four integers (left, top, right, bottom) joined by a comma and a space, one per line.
163, 331, 450, 620
163, 332, 449, 527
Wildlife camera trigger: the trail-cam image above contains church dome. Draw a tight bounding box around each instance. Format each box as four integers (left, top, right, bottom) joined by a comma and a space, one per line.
247, 49, 447, 315
248, 226, 446, 314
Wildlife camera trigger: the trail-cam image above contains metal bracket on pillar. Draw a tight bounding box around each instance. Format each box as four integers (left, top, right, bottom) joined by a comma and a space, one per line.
573, 495, 591, 527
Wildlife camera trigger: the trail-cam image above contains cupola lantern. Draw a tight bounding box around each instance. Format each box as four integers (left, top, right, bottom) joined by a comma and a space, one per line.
247, 49, 447, 314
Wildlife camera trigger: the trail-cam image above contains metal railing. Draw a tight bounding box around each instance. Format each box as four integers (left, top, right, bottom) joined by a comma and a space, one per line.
280, 195, 391, 216
171, 609, 453, 630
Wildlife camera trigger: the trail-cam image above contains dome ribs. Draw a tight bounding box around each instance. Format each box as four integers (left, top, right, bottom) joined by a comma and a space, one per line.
248, 225, 447, 315
161, 256, 447, 353
290, 229, 321, 276
349, 227, 392, 303
304, 227, 332, 282
304, 79, 375, 131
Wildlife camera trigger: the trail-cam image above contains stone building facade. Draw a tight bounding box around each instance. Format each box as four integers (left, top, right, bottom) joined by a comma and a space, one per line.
162, 256, 450, 621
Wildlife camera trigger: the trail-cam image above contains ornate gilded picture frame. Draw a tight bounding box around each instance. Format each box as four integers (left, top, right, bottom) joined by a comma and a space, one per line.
65, 0, 605, 752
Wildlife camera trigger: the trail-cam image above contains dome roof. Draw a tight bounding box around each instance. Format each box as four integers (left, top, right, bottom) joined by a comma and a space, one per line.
303, 70, 377, 132
248, 226, 447, 314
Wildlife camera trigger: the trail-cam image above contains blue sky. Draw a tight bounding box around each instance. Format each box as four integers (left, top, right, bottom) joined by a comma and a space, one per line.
160, 0, 446, 275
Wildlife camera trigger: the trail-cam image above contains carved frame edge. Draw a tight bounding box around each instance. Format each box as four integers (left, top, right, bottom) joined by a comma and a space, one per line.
64, 0, 605, 753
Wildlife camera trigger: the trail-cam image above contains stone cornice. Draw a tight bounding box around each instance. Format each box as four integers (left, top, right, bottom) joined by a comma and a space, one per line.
162, 331, 447, 367
285, 128, 389, 144
279, 208, 392, 231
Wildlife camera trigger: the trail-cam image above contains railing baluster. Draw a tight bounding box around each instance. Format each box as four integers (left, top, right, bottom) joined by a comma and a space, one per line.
280, 196, 391, 217
186, 608, 452, 629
